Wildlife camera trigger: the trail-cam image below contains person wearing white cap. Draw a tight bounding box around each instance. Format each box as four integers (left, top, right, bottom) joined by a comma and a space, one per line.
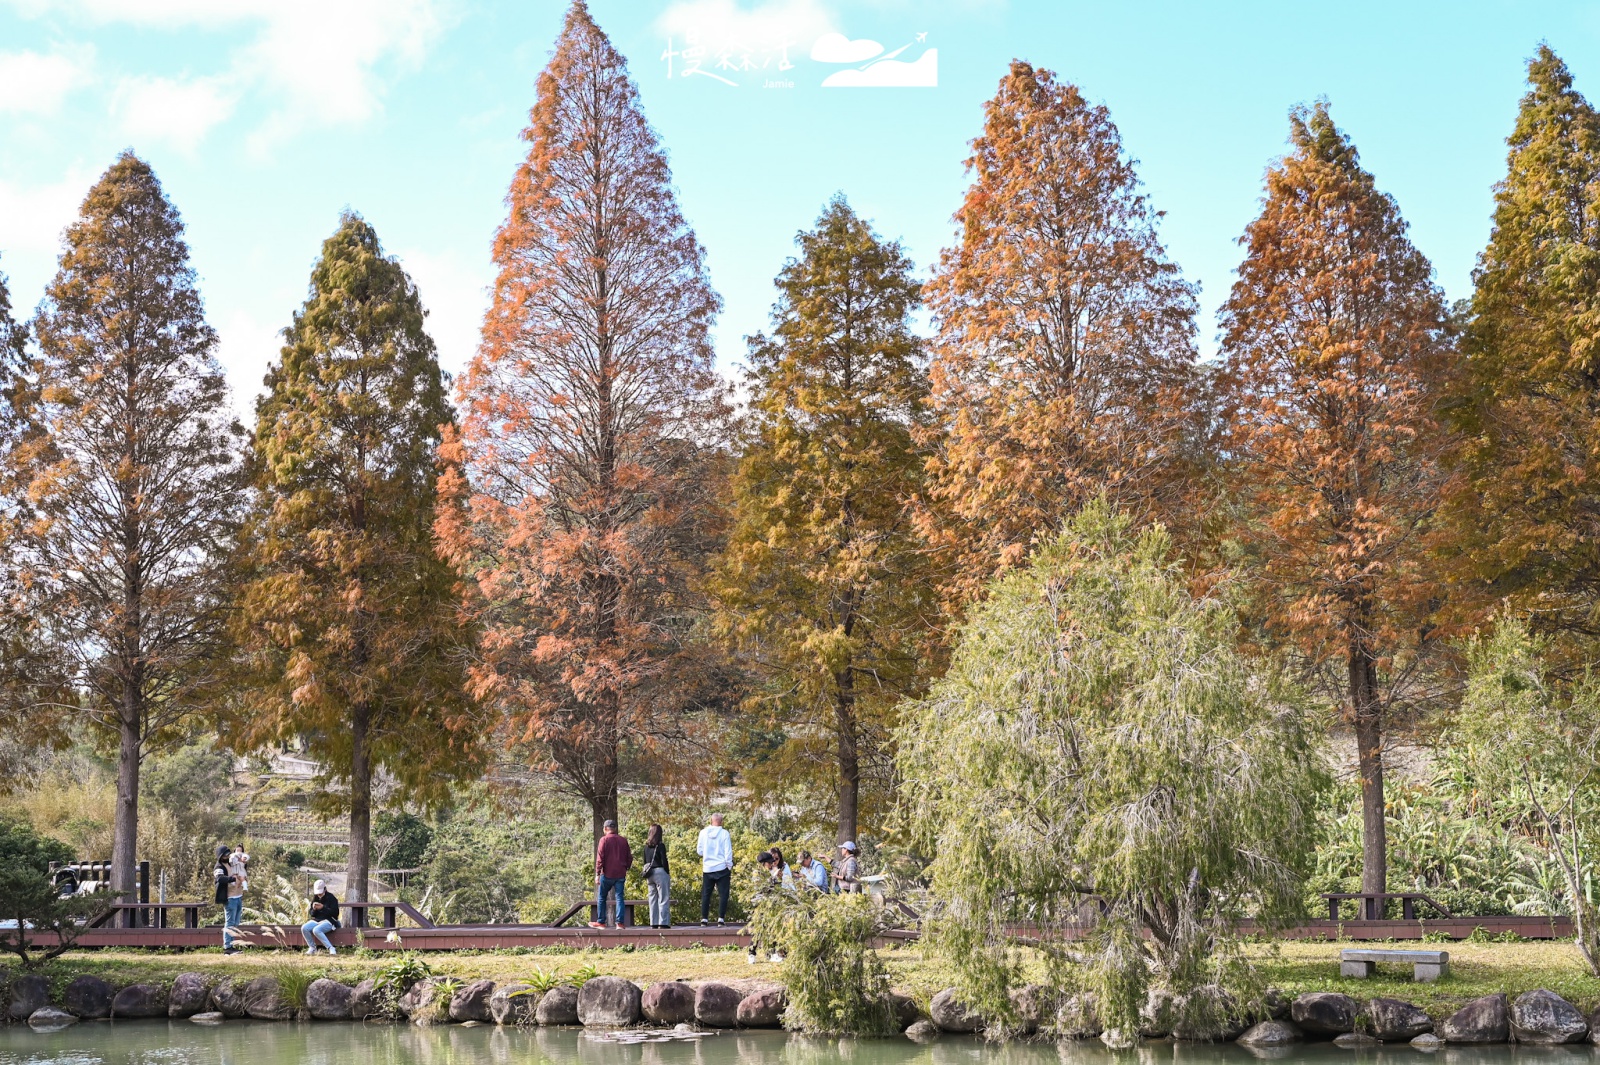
832, 841, 862, 894
301, 879, 341, 955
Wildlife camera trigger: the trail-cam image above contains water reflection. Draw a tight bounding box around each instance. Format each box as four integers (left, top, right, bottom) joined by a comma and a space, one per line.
0, 1023, 1592, 1065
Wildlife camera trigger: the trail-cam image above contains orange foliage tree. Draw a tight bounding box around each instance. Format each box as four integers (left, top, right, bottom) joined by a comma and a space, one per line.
438, 1, 731, 840
1219, 104, 1453, 897
917, 60, 1201, 614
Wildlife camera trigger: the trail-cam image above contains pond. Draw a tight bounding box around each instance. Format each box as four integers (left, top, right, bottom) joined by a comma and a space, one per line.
0, 1025, 1595, 1065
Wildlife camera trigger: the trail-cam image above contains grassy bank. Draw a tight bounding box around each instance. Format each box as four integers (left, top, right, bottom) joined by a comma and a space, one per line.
5, 940, 1598, 1020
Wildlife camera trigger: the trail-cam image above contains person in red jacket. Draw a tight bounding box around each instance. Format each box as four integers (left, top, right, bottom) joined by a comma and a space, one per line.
591, 820, 633, 929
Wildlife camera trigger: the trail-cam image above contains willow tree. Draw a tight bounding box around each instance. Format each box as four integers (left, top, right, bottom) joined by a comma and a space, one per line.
439, 0, 729, 840
710, 197, 933, 843
1446, 47, 1600, 637
20, 154, 243, 905
917, 60, 1201, 615
898, 500, 1324, 1043
1219, 104, 1452, 900
232, 213, 482, 906
1459, 616, 1600, 974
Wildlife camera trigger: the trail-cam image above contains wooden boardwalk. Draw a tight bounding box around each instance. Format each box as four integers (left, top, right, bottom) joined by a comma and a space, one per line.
45, 914, 1571, 952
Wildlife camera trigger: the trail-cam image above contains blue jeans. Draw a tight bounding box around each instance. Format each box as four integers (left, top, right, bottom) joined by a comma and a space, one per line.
596, 876, 627, 926
301, 919, 335, 951
223, 896, 243, 949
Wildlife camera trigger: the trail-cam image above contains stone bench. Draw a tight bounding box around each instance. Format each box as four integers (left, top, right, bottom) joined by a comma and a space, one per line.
1340, 948, 1449, 982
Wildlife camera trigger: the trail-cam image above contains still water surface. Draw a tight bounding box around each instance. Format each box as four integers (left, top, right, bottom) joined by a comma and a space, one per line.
1, 1024, 1597, 1065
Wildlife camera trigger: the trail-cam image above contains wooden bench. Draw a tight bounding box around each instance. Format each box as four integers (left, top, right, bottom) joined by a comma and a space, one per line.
549, 899, 646, 928
1323, 892, 1453, 921
1340, 948, 1449, 982
87, 902, 208, 930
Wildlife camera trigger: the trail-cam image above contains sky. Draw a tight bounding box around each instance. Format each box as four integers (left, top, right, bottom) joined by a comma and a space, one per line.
2, 0, 1599, 419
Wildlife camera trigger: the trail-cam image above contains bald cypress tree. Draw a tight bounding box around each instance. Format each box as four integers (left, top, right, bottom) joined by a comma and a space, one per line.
20, 154, 244, 905
710, 197, 933, 844
232, 213, 483, 907
1445, 47, 1600, 637
439, 0, 729, 841
1220, 104, 1452, 900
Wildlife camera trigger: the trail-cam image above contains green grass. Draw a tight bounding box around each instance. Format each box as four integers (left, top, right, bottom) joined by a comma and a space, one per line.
5, 939, 1597, 1019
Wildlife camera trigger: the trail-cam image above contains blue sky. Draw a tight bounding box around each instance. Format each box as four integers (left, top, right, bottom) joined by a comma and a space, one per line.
1, 0, 1597, 418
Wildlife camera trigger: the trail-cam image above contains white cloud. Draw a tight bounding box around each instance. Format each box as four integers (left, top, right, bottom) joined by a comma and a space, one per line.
394, 246, 491, 379
821, 47, 936, 87
657, 0, 837, 52
0, 168, 94, 256
113, 74, 236, 154
0, 46, 95, 115
213, 307, 283, 421
809, 31, 881, 64
4, 0, 448, 150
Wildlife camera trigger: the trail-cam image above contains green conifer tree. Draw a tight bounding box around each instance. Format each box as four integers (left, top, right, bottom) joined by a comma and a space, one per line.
1447, 46, 1600, 635
232, 213, 483, 906
710, 197, 933, 844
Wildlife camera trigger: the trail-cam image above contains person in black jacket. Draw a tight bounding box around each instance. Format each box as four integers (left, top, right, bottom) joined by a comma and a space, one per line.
214, 845, 243, 955
641, 823, 671, 928
301, 879, 340, 955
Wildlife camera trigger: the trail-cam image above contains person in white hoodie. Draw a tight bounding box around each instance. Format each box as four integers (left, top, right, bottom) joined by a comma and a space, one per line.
696, 813, 733, 925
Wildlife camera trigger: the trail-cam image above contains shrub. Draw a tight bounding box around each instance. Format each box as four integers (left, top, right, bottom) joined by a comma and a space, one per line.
747, 888, 895, 1035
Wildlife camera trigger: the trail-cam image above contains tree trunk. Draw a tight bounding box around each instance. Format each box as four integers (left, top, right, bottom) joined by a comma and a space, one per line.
835, 670, 859, 844
591, 719, 620, 845
1349, 642, 1387, 903
111, 704, 141, 911
347, 698, 371, 907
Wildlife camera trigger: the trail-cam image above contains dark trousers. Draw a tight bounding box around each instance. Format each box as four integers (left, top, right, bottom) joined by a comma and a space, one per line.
700, 869, 730, 920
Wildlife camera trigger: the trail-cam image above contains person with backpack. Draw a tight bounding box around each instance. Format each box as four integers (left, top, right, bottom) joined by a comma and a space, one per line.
301, 879, 340, 955
641, 823, 671, 928
213, 845, 243, 955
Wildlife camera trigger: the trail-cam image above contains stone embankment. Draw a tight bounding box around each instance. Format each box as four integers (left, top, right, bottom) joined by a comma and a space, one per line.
7, 972, 1600, 1046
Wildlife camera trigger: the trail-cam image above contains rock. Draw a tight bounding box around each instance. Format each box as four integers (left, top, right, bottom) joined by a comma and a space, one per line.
1008, 983, 1054, 1036
906, 1019, 940, 1043
736, 988, 785, 1028
536, 984, 579, 1025
350, 979, 378, 1021
1440, 994, 1508, 1043
307, 978, 354, 1021
112, 983, 169, 1019
929, 987, 983, 1033
63, 975, 113, 1019
1366, 998, 1433, 1042
168, 973, 210, 1018
241, 975, 290, 1021
578, 976, 642, 1027
190, 1011, 225, 1026
209, 979, 248, 1019
1058, 993, 1102, 1038
642, 981, 696, 1025
1100, 1028, 1137, 1049
887, 992, 919, 1031
400, 979, 448, 1026
490, 984, 537, 1026
8, 973, 49, 1020
450, 979, 496, 1023
1290, 991, 1359, 1035
27, 1007, 77, 1031
1412, 1033, 1444, 1050
1334, 1032, 1380, 1047
1264, 988, 1292, 1021
1172, 984, 1246, 1041
695, 982, 742, 1028
1238, 1021, 1302, 1047
1140, 987, 1178, 1038
1511, 989, 1588, 1044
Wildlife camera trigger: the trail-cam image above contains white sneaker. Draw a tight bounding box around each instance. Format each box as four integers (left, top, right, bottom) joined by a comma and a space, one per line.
769, 953, 784, 964
304, 947, 316, 955
326, 946, 337, 955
